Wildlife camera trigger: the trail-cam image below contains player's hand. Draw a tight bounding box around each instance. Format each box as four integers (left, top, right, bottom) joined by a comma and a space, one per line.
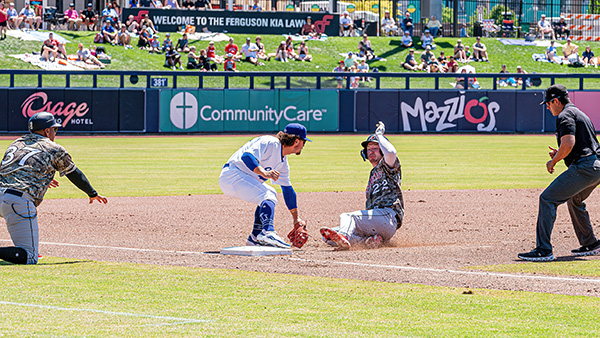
546, 160, 555, 174
264, 170, 280, 181
90, 195, 108, 204
375, 121, 385, 136
548, 146, 558, 159
48, 179, 59, 188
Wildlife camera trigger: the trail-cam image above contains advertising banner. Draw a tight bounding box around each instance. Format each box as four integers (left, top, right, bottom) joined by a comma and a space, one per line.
0, 89, 8, 132
122, 8, 339, 35
4, 89, 145, 133
159, 89, 339, 132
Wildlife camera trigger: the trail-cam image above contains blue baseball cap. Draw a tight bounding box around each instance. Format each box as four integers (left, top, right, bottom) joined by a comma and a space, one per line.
284, 123, 312, 142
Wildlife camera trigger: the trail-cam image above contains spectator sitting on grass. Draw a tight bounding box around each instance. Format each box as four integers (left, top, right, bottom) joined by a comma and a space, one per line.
161, 33, 173, 53
101, 2, 118, 26
402, 48, 421, 71
454, 39, 468, 62
165, 45, 183, 70
224, 53, 237, 71
472, 36, 488, 62
582, 45, 598, 68
515, 65, 531, 87
421, 29, 435, 49
187, 45, 200, 69
437, 50, 447, 65
454, 68, 479, 89
118, 24, 132, 49
101, 20, 118, 45
77, 43, 105, 68
125, 14, 138, 33
427, 60, 443, 73
497, 63, 517, 87
400, 30, 413, 48
41, 33, 60, 61
148, 35, 161, 53
176, 33, 189, 53
275, 41, 288, 62
301, 16, 317, 37
206, 41, 223, 63
349, 65, 359, 89
446, 55, 458, 72
420, 46, 435, 68
137, 26, 150, 48
344, 51, 358, 69
255, 36, 270, 61
225, 37, 241, 60
358, 34, 375, 60
297, 41, 312, 62
285, 36, 300, 61
562, 37, 579, 64
241, 37, 264, 66
332, 60, 345, 88
357, 59, 370, 82
464, 45, 472, 60
546, 40, 561, 63
140, 14, 157, 33
199, 48, 217, 71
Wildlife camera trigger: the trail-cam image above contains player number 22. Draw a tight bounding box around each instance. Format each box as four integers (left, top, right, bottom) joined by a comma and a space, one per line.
1, 147, 41, 166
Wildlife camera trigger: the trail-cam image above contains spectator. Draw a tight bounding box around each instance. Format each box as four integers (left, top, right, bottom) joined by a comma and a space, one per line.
381, 10, 397, 36
81, 3, 98, 31
554, 16, 570, 40
537, 14, 555, 40
285, 35, 300, 60
187, 45, 200, 69
472, 36, 488, 62
194, 0, 212, 10
301, 16, 316, 36
101, 2, 118, 26
111, 0, 121, 16
165, 46, 183, 70
140, 14, 157, 33
421, 29, 435, 50
225, 37, 240, 60
161, 32, 173, 52
0, 2, 7, 39
427, 59, 443, 73
464, 45, 472, 60
497, 64, 516, 87
459, 23, 469, 37
124, 14, 138, 33
129, 0, 140, 7
77, 43, 105, 68
164, 0, 180, 8
400, 30, 413, 48
275, 41, 287, 62
251, 0, 261, 11
19, 2, 41, 30
402, 48, 420, 71
332, 60, 345, 88
339, 11, 353, 37
515, 65, 531, 87
426, 15, 442, 37
402, 11, 413, 36
446, 55, 458, 72
344, 51, 357, 69
454, 68, 479, 89
175, 33, 189, 53
240, 37, 264, 65
137, 25, 150, 48
148, 34, 160, 53
41, 32, 61, 61
207, 40, 223, 63
297, 40, 312, 61
454, 39, 467, 62
151, 0, 163, 8
6, 3, 21, 30
182, 0, 194, 9
64, 3, 82, 31
358, 34, 374, 60
420, 45, 435, 68
582, 45, 598, 68
437, 50, 447, 65
139, 0, 151, 7
546, 40, 561, 63
199, 48, 217, 70
255, 36, 270, 61
349, 65, 359, 89
224, 53, 237, 71
357, 58, 370, 82
101, 19, 117, 45
118, 24, 132, 49
562, 37, 579, 64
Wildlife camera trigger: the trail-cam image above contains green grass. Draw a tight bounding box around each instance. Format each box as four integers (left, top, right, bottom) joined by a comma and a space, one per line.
472, 260, 600, 278
1, 31, 599, 89
1, 257, 599, 337
0, 134, 564, 199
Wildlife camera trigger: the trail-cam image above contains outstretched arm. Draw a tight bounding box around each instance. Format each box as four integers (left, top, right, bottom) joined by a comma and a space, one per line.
374, 122, 398, 167
66, 168, 108, 204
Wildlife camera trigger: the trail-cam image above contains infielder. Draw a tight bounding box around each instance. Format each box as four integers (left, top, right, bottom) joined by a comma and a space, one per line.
0, 112, 107, 265
519, 84, 600, 261
219, 123, 310, 248
320, 122, 404, 249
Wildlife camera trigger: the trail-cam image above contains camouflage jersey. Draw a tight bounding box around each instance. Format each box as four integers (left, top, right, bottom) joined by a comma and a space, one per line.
365, 157, 404, 227
0, 134, 76, 206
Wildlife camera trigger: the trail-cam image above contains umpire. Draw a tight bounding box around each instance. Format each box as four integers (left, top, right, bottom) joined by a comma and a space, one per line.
519, 84, 600, 262
0, 112, 107, 265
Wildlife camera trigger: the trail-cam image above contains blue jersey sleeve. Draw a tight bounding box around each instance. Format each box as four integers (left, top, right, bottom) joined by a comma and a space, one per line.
241, 152, 260, 171
281, 185, 297, 210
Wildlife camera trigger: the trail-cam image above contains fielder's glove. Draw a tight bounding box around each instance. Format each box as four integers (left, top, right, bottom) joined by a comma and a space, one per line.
287, 219, 309, 249
375, 121, 385, 136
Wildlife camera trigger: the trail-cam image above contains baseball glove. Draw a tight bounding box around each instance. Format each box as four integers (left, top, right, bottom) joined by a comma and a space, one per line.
287, 219, 309, 249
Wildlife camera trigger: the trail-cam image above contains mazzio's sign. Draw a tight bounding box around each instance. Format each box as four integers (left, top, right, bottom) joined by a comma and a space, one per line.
122, 8, 339, 35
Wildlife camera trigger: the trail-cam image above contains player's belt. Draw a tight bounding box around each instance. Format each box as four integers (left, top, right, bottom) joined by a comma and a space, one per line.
4, 189, 23, 197
575, 155, 598, 164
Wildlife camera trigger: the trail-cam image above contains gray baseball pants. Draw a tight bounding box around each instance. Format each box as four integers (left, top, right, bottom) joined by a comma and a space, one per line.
331, 208, 398, 245
0, 189, 39, 264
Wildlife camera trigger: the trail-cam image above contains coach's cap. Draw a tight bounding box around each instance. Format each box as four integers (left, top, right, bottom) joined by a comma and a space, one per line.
540, 84, 569, 105
29, 112, 61, 132
284, 123, 312, 142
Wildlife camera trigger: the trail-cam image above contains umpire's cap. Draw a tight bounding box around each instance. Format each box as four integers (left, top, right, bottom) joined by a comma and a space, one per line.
540, 84, 569, 105
284, 123, 312, 142
29, 112, 61, 132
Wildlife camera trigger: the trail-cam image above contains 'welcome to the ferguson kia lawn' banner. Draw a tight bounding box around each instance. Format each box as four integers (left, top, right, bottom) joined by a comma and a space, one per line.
122, 8, 339, 35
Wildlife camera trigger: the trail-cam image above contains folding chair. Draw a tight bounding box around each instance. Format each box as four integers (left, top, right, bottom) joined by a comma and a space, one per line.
482, 19, 499, 37
502, 19, 516, 37
43, 7, 67, 30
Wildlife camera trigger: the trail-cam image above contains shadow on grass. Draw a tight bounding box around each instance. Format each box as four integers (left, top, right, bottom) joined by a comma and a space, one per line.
0, 260, 92, 266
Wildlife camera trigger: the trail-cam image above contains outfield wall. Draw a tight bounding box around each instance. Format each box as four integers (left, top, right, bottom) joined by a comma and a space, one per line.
1, 88, 600, 134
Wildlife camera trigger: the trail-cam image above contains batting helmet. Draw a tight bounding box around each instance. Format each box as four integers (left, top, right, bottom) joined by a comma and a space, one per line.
360, 134, 383, 161
28, 112, 61, 132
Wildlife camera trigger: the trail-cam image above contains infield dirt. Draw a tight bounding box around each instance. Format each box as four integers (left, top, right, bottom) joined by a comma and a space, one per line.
6, 189, 600, 297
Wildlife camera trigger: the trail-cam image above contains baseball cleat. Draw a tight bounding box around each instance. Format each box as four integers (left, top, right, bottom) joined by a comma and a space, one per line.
571, 240, 600, 256
256, 230, 291, 249
364, 234, 383, 249
246, 234, 261, 246
518, 248, 555, 262
320, 227, 350, 250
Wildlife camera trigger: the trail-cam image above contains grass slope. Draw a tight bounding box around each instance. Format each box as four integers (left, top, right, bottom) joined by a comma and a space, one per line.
1, 31, 599, 89
0, 134, 564, 198
1, 257, 599, 337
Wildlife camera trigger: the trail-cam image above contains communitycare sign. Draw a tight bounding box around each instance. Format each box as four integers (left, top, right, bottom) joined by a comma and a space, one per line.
122, 8, 338, 35
159, 89, 339, 132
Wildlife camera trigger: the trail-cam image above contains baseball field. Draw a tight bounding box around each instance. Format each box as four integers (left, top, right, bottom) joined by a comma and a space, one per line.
1, 134, 600, 337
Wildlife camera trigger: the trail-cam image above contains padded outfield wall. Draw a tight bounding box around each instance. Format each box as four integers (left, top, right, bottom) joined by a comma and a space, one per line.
1, 88, 600, 133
